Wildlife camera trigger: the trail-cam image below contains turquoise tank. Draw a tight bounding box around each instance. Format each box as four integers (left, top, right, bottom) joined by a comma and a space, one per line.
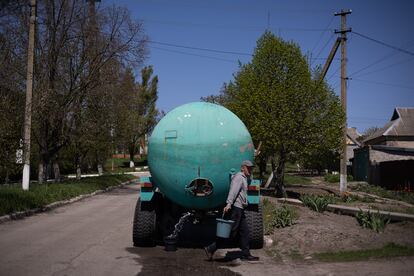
148, 102, 254, 210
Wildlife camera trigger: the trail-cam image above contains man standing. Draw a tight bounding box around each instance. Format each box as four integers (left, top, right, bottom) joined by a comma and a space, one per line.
204, 160, 259, 261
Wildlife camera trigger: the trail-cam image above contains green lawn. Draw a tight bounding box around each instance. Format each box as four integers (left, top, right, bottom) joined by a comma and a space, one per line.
314, 243, 414, 262
284, 174, 312, 185
0, 174, 135, 216
104, 157, 148, 173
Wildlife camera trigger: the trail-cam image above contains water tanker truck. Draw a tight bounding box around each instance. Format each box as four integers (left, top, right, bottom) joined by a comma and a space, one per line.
133, 102, 263, 248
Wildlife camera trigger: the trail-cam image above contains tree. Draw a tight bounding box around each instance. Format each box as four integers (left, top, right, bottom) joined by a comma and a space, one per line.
28, 1, 147, 182
357, 126, 380, 144
116, 66, 159, 167
206, 31, 344, 195
297, 69, 344, 174
0, 1, 27, 183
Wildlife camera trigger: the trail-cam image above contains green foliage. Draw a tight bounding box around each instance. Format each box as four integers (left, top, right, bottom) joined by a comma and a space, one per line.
0, 87, 24, 183
300, 194, 335, 212
0, 175, 135, 216
203, 31, 344, 189
324, 173, 353, 183
263, 198, 298, 234
314, 243, 414, 262
115, 66, 159, 162
353, 183, 414, 205
355, 210, 390, 232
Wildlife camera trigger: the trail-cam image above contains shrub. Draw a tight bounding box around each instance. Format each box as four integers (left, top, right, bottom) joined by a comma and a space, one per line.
355, 209, 390, 232
263, 199, 297, 234
300, 194, 335, 212
339, 193, 375, 204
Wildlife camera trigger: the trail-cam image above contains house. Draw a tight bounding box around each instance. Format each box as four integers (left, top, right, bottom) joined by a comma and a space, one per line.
347, 127, 361, 162
353, 107, 414, 190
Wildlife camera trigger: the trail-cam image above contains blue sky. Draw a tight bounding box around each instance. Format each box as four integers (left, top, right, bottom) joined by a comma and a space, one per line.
107, 0, 413, 133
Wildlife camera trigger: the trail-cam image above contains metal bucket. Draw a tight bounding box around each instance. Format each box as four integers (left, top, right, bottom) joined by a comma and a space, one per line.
164, 237, 177, 251
216, 218, 234, 238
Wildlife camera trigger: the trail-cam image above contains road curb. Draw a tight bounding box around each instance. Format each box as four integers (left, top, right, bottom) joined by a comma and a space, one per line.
0, 178, 138, 225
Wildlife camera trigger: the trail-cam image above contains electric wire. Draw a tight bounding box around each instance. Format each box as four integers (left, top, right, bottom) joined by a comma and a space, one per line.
351, 78, 414, 90
309, 16, 335, 66
148, 46, 239, 63
353, 31, 414, 57
148, 40, 252, 56
349, 39, 414, 78
311, 33, 335, 67
141, 18, 334, 32
355, 56, 414, 78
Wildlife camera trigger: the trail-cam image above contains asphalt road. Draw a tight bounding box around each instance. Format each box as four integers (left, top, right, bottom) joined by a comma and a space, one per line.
0, 183, 240, 276
1, 183, 414, 276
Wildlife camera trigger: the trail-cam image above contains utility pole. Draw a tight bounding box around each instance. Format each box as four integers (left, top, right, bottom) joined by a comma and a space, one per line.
319, 38, 341, 81
335, 9, 352, 195
22, 0, 37, 190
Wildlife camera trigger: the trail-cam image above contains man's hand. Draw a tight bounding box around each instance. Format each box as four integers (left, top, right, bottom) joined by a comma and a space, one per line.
223, 204, 231, 214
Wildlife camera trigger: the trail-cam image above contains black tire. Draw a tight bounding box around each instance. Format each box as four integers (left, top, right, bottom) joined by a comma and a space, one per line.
246, 203, 264, 249
132, 198, 156, 247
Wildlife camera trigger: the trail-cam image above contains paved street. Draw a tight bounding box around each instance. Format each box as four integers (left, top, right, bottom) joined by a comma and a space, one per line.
1, 184, 414, 276
0, 184, 241, 276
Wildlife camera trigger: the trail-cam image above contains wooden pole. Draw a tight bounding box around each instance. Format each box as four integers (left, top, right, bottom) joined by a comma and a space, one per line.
335, 9, 352, 194
22, 0, 37, 190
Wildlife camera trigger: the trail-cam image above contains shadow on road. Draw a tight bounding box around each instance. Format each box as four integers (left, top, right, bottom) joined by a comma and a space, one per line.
126, 246, 241, 276
125, 216, 244, 275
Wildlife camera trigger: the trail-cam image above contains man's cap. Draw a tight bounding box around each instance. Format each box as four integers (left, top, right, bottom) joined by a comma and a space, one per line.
241, 160, 254, 167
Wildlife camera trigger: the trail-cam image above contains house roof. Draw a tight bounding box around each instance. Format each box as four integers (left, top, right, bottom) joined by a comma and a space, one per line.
347, 127, 361, 146
364, 107, 414, 143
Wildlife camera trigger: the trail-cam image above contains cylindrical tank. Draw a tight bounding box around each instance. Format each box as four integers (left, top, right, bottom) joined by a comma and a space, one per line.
148, 102, 254, 210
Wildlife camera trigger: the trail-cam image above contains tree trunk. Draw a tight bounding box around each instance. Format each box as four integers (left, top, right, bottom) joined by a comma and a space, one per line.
38, 161, 45, 184
5, 170, 9, 185
76, 165, 81, 180
53, 160, 60, 182
129, 141, 136, 168
273, 149, 287, 197
258, 155, 267, 183
97, 164, 103, 175
129, 150, 135, 168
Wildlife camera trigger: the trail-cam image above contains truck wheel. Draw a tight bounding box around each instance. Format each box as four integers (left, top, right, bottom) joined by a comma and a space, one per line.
246, 203, 264, 249
133, 198, 156, 247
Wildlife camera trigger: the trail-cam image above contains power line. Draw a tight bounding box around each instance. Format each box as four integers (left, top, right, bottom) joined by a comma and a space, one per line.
349, 39, 414, 77
140, 18, 333, 32
148, 46, 239, 63
352, 78, 414, 90
355, 56, 414, 78
310, 16, 335, 61
311, 33, 335, 66
326, 65, 341, 82
149, 40, 337, 61
353, 31, 414, 57
148, 40, 252, 56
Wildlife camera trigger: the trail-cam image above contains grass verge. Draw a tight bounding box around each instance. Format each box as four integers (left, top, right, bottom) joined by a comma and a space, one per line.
284, 174, 312, 185
352, 183, 414, 205
324, 173, 353, 183
314, 243, 414, 262
0, 174, 135, 216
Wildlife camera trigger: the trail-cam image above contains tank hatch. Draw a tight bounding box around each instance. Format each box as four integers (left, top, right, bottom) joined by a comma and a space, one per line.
185, 178, 213, 197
